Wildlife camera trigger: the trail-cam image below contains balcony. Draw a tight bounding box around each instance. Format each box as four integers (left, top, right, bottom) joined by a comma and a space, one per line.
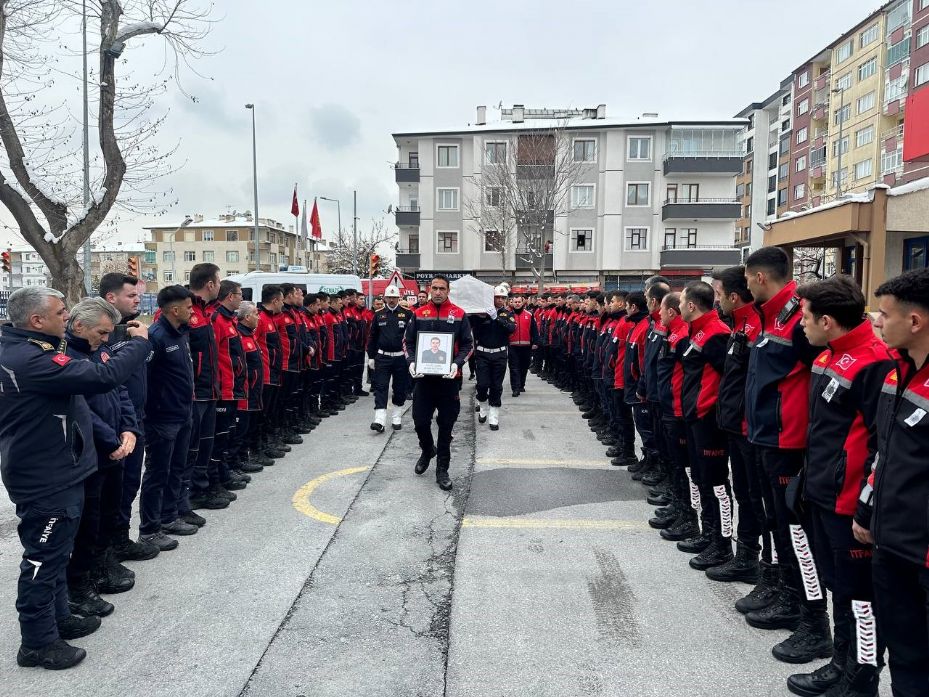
515, 253, 553, 270
811, 104, 827, 121
394, 205, 420, 226
659, 245, 742, 269
813, 70, 831, 91
661, 198, 741, 221
516, 163, 555, 180
663, 151, 743, 175
394, 161, 420, 183
395, 250, 420, 269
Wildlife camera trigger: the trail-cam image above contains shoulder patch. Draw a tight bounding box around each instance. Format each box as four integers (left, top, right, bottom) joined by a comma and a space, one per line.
100, 352, 110, 363
27, 338, 56, 351
52, 353, 71, 366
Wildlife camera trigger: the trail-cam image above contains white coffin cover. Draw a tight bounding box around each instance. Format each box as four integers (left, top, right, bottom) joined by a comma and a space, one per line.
449, 275, 494, 314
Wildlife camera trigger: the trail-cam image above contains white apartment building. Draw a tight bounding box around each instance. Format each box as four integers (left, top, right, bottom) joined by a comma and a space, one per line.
392, 105, 745, 288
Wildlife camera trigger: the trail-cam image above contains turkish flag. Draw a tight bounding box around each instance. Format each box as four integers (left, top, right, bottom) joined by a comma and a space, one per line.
310, 199, 322, 239
291, 186, 299, 217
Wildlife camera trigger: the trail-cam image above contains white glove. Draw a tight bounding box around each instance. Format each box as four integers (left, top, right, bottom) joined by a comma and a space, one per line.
368, 358, 375, 370
443, 364, 460, 379
409, 363, 424, 378
487, 307, 497, 319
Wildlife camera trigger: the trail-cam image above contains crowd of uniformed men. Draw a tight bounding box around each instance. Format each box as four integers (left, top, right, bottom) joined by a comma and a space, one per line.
1, 254, 928, 697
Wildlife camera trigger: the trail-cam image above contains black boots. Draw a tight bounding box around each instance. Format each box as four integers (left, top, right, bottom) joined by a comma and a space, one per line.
659, 510, 700, 541
415, 447, 437, 475
736, 561, 781, 614
436, 458, 452, 491
689, 535, 734, 571
57, 614, 101, 640
745, 577, 801, 631
17, 639, 86, 670
68, 575, 114, 617
787, 658, 844, 697
677, 531, 713, 554
91, 548, 134, 594
772, 604, 833, 664
706, 541, 760, 583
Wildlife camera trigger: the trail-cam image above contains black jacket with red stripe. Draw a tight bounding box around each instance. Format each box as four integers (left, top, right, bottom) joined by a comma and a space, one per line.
274, 305, 300, 373
717, 303, 763, 436
642, 311, 666, 403
212, 304, 246, 402
255, 306, 282, 387
403, 299, 474, 375
657, 315, 689, 418
681, 309, 730, 422
188, 295, 220, 401
236, 322, 264, 412
804, 320, 893, 517
746, 281, 821, 449
867, 351, 929, 568
623, 311, 649, 405
509, 307, 538, 347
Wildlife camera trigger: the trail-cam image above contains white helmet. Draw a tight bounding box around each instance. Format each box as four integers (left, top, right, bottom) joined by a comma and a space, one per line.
383, 285, 401, 298
494, 284, 508, 297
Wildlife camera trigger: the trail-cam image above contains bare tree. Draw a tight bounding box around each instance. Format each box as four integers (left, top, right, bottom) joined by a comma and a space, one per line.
793, 246, 836, 282
465, 123, 587, 291
0, 0, 213, 303
326, 217, 397, 277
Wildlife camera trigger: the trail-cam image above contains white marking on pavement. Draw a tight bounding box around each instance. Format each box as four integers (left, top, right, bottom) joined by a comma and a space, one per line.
462, 516, 649, 531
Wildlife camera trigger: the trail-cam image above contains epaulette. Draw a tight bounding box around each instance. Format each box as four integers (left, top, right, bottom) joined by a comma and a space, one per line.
27, 338, 56, 352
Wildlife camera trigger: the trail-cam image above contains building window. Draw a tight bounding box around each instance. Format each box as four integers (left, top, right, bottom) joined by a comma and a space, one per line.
834, 104, 850, 125
183, 251, 196, 262
768, 152, 778, 170
782, 93, 791, 106
887, 37, 910, 67
798, 71, 809, 87
624, 227, 648, 251
777, 189, 788, 206
833, 136, 850, 157
664, 228, 677, 249
163, 271, 174, 282
836, 39, 853, 63
203, 230, 214, 241
887, 1, 911, 33
767, 198, 776, 216
780, 136, 791, 155
736, 183, 745, 197
855, 125, 874, 148
768, 174, 777, 193
627, 136, 651, 161
572, 184, 595, 208
745, 136, 754, 153
885, 75, 908, 102
625, 182, 650, 207
858, 57, 877, 81
833, 169, 849, 188
437, 230, 459, 253
570, 228, 593, 252
436, 188, 459, 211
853, 159, 873, 180
485, 187, 502, 207
796, 155, 807, 171
226, 251, 239, 263
836, 72, 853, 91
860, 24, 879, 47
794, 183, 806, 200
226, 270, 240, 276
916, 62, 929, 88
483, 230, 504, 253
796, 127, 808, 144
485, 142, 506, 164
573, 139, 596, 162
798, 98, 809, 115
408, 234, 419, 253
184, 271, 191, 282
882, 148, 904, 174
856, 91, 875, 114
436, 144, 459, 168
682, 228, 698, 248
226, 230, 238, 242
203, 250, 215, 262
778, 163, 789, 181
162, 251, 174, 262
918, 25, 929, 50
144, 250, 156, 264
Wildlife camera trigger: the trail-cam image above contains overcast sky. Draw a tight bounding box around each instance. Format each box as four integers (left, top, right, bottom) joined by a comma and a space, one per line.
2, 0, 883, 250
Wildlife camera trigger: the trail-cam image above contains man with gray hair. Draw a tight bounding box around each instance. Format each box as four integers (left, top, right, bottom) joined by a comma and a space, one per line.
0, 287, 149, 670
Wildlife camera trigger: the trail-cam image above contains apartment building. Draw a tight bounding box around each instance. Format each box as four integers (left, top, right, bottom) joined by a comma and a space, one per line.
143, 212, 317, 292
392, 105, 744, 289
2, 244, 144, 290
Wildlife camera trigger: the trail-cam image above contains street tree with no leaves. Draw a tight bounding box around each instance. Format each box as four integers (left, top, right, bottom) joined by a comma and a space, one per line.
325, 216, 397, 277
0, 0, 213, 303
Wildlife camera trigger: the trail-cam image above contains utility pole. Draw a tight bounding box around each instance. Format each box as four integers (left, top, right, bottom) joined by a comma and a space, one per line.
246, 104, 260, 271
352, 190, 358, 276
81, 0, 91, 294
832, 86, 846, 198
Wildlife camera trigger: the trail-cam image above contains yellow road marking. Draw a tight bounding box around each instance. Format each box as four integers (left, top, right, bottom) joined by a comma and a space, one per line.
476, 458, 612, 468
292, 466, 369, 524
461, 516, 649, 531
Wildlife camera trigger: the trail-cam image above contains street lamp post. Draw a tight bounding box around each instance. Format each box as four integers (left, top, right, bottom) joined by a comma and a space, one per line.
81, 0, 91, 294
319, 196, 341, 273
245, 104, 260, 271
832, 86, 847, 198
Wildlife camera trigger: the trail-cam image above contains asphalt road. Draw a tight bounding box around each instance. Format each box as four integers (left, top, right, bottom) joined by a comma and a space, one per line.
0, 372, 887, 696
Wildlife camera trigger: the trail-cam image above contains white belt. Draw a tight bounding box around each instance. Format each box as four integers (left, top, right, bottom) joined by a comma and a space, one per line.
477, 346, 507, 354
377, 349, 404, 357
510, 341, 531, 346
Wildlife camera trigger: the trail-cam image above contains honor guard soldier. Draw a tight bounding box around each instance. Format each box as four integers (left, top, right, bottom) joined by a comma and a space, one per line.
367, 285, 411, 433
471, 285, 517, 430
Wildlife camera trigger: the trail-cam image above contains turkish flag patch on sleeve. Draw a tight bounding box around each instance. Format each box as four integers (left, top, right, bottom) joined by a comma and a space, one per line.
52, 354, 71, 366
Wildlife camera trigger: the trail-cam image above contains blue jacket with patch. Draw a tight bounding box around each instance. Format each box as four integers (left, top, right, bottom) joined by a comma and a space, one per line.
145, 315, 194, 425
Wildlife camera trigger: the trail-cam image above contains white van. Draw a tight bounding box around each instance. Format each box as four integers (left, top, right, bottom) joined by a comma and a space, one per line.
226, 272, 362, 302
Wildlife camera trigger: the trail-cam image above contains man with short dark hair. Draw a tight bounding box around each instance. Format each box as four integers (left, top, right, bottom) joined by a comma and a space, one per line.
507, 293, 538, 396
471, 285, 516, 430
860, 268, 929, 696
255, 285, 285, 459
638, 282, 671, 489
623, 291, 651, 470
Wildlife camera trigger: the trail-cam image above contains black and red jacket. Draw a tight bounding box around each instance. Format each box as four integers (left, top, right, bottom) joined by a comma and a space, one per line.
681, 309, 730, 422
211, 304, 246, 402
804, 319, 893, 517
403, 299, 474, 375
509, 307, 539, 346
301, 308, 321, 369
236, 322, 264, 412
610, 315, 632, 390
188, 295, 220, 401
657, 315, 689, 418
622, 310, 649, 404
746, 281, 821, 449
600, 311, 626, 385
254, 305, 282, 387
864, 351, 929, 568
717, 303, 763, 436
274, 305, 300, 373
642, 311, 666, 403
319, 309, 336, 363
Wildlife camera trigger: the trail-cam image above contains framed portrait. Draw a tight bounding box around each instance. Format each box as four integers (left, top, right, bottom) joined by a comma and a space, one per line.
415, 331, 455, 375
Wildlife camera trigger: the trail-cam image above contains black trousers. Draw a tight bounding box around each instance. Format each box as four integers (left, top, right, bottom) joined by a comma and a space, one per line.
140, 419, 193, 534
757, 446, 826, 608
728, 433, 767, 551
686, 414, 732, 539
475, 349, 507, 407
872, 547, 929, 696
189, 400, 217, 495
373, 354, 409, 410
260, 384, 279, 441
213, 400, 238, 484
67, 463, 122, 581
116, 429, 144, 535
663, 416, 691, 507
611, 390, 635, 456
809, 506, 882, 671
630, 400, 655, 461
15, 483, 83, 648
412, 377, 461, 460
508, 346, 531, 390
649, 401, 669, 471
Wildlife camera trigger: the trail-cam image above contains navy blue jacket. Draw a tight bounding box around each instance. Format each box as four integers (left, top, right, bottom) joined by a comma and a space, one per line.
0, 324, 150, 504
145, 315, 194, 425
65, 333, 140, 469
108, 314, 148, 422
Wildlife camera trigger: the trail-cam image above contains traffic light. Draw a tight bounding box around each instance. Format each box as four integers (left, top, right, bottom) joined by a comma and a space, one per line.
127, 255, 140, 277
1, 249, 11, 274
369, 253, 380, 277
